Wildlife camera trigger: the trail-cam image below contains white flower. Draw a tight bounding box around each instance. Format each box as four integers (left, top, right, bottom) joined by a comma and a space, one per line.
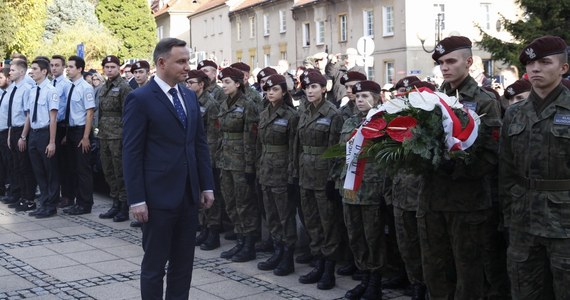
382, 97, 409, 114
408, 91, 440, 111
434, 92, 463, 109
365, 105, 385, 119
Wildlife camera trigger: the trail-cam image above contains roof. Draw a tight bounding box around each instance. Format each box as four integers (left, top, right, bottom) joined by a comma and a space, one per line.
230, 0, 265, 12
190, 0, 228, 16
292, 0, 318, 8
154, 0, 201, 18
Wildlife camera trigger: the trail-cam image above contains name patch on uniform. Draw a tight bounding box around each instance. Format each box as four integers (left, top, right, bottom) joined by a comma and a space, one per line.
462, 101, 477, 112
316, 117, 331, 126
274, 118, 288, 126
111, 87, 120, 92
200, 106, 207, 116
554, 114, 570, 126
233, 106, 244, 113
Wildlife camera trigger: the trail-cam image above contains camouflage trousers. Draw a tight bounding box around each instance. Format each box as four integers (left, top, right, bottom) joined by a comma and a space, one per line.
99, 139, 126, 203
220, 169, 258, 236
199, 168, 223, 229
343, 203, 386, 272
299, 188, 343, 260
507, 230, 570, 300
261, 185, 297, 247
393, 207, 423, 285
417, 208, 490, 300
481, 208, 510, 299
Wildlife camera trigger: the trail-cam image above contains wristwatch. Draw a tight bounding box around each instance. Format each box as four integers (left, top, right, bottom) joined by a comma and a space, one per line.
20, 136, 26, 141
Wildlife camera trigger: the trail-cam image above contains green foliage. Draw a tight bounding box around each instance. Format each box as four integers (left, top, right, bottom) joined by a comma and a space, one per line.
44, 0, 99, 40
0, 1, 17, 59
3, 0, 48, 58
477, 0, 570, 69
96, 0, 157, 60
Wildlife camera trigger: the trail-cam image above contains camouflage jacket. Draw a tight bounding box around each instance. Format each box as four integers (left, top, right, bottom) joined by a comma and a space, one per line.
216, 92, 259, 172
198, 91, 221, 163
245, 84, 264, 114
420, 75, 502, 212
340, 100, 357, 121
98, 76, 132, 139
391, 170, 423, 210
338, 113, 389, 205
207, 82, 226, 104
256, 103, 299, 187
294, 99, 343, 190
499, 84, 570, 238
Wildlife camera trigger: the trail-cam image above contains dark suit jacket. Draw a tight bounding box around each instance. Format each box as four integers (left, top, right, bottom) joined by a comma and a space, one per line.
122, 77, 214, 210
128, 77, 138, 90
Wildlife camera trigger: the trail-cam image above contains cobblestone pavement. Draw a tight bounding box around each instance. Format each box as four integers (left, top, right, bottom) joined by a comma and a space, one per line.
0, 194, 410, 299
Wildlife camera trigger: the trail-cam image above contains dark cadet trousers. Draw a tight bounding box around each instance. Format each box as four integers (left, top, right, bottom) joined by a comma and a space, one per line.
393, 207, 423, 285
140, 184, 198, 300
261, 184, 297, 247
66, 126, 93, 208
343, 203, 386, 272
0, 130, 11, 196
220, 169, 258, 235
56, 124, 75, 200
9, 126, 36, 201
28, 128, 59, 210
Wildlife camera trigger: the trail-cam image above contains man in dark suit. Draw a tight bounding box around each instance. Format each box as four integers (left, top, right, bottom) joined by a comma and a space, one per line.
123, 38, 215, 300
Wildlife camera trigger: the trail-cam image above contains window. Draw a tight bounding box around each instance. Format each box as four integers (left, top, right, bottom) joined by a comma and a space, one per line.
250, 55, 256, 68
280, 51, 287, 60
249, 16, 256, 38
339, 14, 347, 42
236, 22, 242, 41
480, 3, 491, 30
264, 53, 270, 67
433, 4, 445, 30
382, 7, 393, 36
203, 19, 208, 37
211, 17, 215, 36
279, 10, 287, 33
263, 14, 270, 36
316, 20, 325, 45
302, 23, 310, 47
366, 66, 375, 81
157, 25, 163, 40
219, 15, 223, 34
364, 10, 374, 37
385, 61, 394, 84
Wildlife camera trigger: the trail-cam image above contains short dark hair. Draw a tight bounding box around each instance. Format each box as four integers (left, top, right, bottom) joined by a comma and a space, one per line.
34, 56, 51, 64
32, 59, 51, 74
124, 64, 132, 69
51, 55, 66, 65
1, 67, 10, 77
153, 38, 187, 64
68, 55, 86, 73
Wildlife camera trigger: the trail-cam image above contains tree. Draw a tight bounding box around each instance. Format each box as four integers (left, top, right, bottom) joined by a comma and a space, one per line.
44, 0, 99, 40
0, 1, 17, 59
477, 0, 570, 70
96, 0, 157, 60
3, 0, 48, 58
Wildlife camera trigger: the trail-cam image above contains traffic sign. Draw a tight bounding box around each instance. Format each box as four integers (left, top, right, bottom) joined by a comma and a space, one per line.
77, 43, 84, 58
357, 36, 375, 57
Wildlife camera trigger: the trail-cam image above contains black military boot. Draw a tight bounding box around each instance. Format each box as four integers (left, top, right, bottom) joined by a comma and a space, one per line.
410, 282, 427, 300
361, 271, 382, 300
195, 228, 209, 246
232, 235, 256, 262
337, 261, 357, 276
255, 237, 274, 253
317, 259, 336, 290
382, 272, 409, 289
257, 240, 283, 270
295, 252, 314, 264
99, 199, 120, 219
273, 244, 295, 276
220, 234, 244, 259
299, 256, 325, 284
200, 228, 220, 250
113, 202, 130, 222
345, 271, 370, 300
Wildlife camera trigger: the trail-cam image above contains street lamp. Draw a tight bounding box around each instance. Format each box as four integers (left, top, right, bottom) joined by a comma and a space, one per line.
417, 13, 443, 53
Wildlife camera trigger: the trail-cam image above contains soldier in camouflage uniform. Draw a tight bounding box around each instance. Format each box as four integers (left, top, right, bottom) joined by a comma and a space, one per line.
198, 60, 226, 104
186, 70, 222, 251
98, 55, 132, 222
255, 74, 299, 276
231, 62, 264, 113
216, 67, 259, 262
500, 36, 570, 300
339, 81, 389, 300
339, 71, 367, 121
418, 36, 502, 300
256, 67, 278, 109
294, 71, 344, 290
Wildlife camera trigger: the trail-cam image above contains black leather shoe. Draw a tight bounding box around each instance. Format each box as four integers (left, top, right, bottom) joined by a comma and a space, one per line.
2, 196, 19, 204
317, 260, 336, 290
28, 207, 44, 216
196, 228, 209, 246
35, 209, 57, 219
231, 236, 256, 263
130, 220, 142, 228
345, 271, 369, 300
200, 229, 220, 251
63, 204, 78, 214
299, 257, 325, 284
295, 253, 314, 264
8, 200, 23, 208
65, 205, 91, 215
337, 261, 357, 276
15, 201, 36, 212
112, 202, 130, 222
57, 197, 74, 208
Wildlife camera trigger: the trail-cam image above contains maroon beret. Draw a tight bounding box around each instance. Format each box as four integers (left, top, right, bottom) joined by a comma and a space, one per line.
393, 76, 421, 91
187, 69, 209, 81
340, 71, 367, 85
197, 59, 218, 70
230, 62, 251, 73
263, 74, 287, 91
102, 55, 120, 66
218, 67, 244, 81
519, 36, 567, 65
562, 79, 570, 89
432, 36, 472, 62
352, 80, 381, 95
301, 70, 327, 89
257, 67, 278, 83
414, 81, 437, 92
131, 60, 150, 72
504, 79, 532, 100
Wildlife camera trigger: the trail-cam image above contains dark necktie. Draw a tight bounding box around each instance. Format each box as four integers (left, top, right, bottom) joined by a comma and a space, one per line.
53, 79, 56, 87
64, 84, 75, 125
32, 86, 40, 123
7, 86, 17, 127
0, 90, 6, 106
168, 88, 187, 128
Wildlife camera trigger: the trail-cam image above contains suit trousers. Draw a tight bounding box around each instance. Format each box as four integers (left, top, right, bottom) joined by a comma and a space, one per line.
28, 128, 59, 210
140, 184, 198, 300
56, 125, 75, 200
66, 126, 93, 208
0, 130, 11, 196
9, 127, 36, 201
